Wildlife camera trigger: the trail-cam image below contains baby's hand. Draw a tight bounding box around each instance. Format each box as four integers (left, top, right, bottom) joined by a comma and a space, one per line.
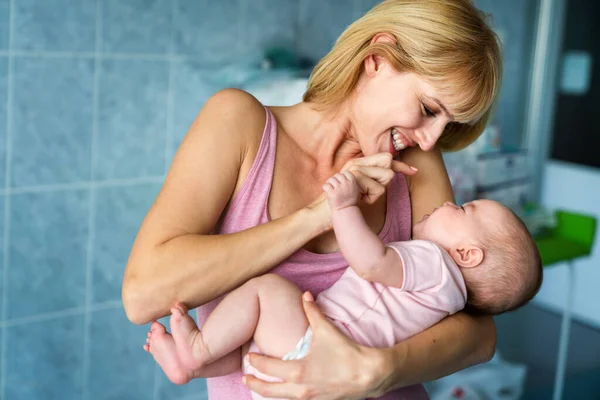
322, 171, 360, 211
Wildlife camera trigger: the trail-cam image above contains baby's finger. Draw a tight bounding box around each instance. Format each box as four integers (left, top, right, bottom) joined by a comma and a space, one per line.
341, 170, 354, 181
332, 173, 346, 185
352, 171, 386, 204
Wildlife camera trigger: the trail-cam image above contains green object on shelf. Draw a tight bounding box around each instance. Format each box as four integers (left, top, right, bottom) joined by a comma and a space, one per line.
535, 210, 597, 267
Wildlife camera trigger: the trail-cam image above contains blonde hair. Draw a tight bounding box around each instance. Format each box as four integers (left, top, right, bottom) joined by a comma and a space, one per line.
303, 0, 502, 151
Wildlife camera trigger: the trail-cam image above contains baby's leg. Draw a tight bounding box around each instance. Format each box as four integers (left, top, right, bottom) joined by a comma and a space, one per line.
144, 322, 241, 385
170, 273, 308, 370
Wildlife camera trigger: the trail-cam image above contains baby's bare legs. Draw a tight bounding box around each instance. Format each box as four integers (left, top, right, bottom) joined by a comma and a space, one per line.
145, 274, 308, 383
144, 321, 241, 384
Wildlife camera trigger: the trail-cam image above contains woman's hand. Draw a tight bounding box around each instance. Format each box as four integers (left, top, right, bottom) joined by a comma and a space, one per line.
243, 292, 391, 400
342, 153, 417, 205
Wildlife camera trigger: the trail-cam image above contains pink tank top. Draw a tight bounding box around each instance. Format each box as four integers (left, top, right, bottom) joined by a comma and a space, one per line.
196, 107, 429, 400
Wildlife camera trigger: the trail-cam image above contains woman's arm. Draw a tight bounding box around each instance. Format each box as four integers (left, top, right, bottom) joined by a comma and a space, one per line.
122, 89, 329, 324
377, 146, 496, 384
376, 311, 496, 392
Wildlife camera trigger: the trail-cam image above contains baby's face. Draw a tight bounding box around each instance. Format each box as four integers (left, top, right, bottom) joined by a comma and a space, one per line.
413, 199, 510, 250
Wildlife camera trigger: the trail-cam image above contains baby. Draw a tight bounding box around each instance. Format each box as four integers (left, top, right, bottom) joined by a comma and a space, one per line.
144, 171, 542, 396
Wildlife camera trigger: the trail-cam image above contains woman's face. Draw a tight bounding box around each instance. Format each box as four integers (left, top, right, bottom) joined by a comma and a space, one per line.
350, 61, 456, 157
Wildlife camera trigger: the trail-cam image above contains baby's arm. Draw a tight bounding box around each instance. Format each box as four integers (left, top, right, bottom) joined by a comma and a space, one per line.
323, 172, 404, 287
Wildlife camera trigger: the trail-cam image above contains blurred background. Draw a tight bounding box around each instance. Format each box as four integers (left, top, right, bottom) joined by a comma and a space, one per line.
0, 0, 598, 399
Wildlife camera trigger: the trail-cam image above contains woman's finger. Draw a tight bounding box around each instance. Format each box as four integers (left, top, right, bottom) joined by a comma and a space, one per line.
247, 353, 304, 382
346, 165, 395, 186
243, 374, 307, 399
343, 153, 394, 170
391, 160, 418, 175
302, 291, 328, 331
343, 153, 418, 177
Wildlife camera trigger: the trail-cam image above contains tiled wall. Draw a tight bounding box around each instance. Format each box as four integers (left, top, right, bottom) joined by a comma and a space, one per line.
0, 0, 538, 399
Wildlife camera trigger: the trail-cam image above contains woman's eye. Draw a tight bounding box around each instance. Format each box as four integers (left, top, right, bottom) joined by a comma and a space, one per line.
422, 104, 435, 117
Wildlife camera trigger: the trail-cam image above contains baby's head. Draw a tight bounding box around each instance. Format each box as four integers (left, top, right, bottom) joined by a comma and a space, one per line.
413, 199, 542, 315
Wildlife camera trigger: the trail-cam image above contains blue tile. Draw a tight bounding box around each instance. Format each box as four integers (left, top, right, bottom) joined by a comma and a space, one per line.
12, 57, 93, 187
475, 0, 536, 69
0, 0, 8, 50
494, 64, 526, 148
7, 190, 88, 319
96, 59, 168, 180
169, 61, 233, 162
93, 183, 161, 304
0, 57, 6, 188
357, 0, 382, 17
102, 0, 172, 54
87, 307, 155, 400
172, 0, 242, 64
297, 0, 357, 61
4, 315, 84, 400
242, 0, 296, 62
0, 196, 4, 322
156, 368, 208, 400
13, 0, 96, 52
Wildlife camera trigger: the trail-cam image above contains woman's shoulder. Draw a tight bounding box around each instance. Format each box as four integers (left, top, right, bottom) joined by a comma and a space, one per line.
202, 88, 267, 142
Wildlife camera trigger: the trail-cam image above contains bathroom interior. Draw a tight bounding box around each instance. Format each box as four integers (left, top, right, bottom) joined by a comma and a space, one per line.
0, 0, 599, 399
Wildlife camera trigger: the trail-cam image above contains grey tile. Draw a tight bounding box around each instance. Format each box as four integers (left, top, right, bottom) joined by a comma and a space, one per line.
96, 59, 168, 180
169, 61, 233, 162
92, 183, 161, 304
13, 0, 96, 52
0, 0, 8, 50
87, 307, 155, 400
297, 0, 357, 61
172, 0, 242, 64
12, 57, 93, 187
4, 315, 84, 400
242, 0, 297, 62
7, 190, 88, 319
0, 56, 6, 188
102, 0, 172, 54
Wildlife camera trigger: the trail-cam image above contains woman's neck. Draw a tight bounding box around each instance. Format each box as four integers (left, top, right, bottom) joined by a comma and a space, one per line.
279, 101, 362, 174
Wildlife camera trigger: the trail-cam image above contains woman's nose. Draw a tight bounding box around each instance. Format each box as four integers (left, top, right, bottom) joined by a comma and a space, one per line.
418, 121, 446, 151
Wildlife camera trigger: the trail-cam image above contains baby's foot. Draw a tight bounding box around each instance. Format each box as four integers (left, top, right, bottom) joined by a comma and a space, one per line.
144, 321, 191, 385
170, 303, 211, 370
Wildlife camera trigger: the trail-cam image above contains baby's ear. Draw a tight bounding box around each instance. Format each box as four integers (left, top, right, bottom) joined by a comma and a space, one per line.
451, 245, 484, 268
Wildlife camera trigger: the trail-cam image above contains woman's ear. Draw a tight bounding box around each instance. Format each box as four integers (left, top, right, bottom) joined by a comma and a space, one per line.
365, 33, 397, 77
451, 245, 484, 268
370, 32, 397, 46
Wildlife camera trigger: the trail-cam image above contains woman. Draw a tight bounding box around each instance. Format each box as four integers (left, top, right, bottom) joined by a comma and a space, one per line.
123, 0, 502, 398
